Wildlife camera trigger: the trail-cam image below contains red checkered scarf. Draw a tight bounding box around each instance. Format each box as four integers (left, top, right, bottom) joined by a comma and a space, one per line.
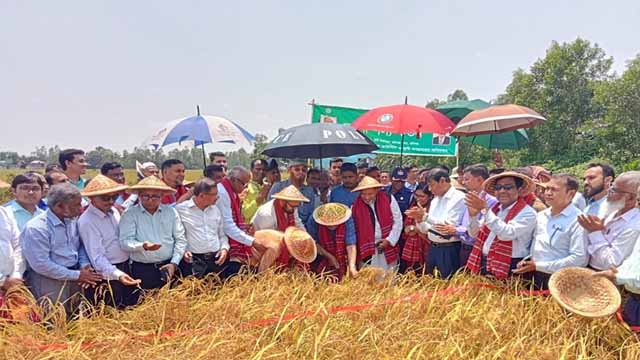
401, 206, 427, 264
352, 191, 399, 264
221, 178, 252, 261
274, 199, 297, 267
466, 198, 528, 279
317, 223, 347, 279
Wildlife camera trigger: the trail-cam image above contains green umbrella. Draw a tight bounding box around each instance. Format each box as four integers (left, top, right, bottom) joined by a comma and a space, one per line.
460, 128, 529, 149
436, 99, 491, 122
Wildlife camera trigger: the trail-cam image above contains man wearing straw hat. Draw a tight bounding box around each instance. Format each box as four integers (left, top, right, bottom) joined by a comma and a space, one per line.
351, 176, 403, 272
411, 167, 466, 279
21, 183, 103, 316
512, 174, 588, 290
78, 175, 141, 308
307, 202, 358, 280
578, 171, 640, 272
250, 227, 317, 272
465, 171, 537, 279
252, 185, 308, 232
119, 176, 187, 296
268, 159, 316, 225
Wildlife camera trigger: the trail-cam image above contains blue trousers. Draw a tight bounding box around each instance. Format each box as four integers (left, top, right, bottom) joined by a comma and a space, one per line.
426, 242, 461, 279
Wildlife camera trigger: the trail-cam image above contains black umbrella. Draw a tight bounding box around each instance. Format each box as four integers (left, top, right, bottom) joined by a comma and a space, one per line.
262, 123, 378, 159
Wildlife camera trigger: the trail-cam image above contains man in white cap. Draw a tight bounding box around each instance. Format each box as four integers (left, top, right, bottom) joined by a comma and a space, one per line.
268, 159, 316, 225
78, 175, 140, 308
351, 176, 403, 272
119, 176, 187, 299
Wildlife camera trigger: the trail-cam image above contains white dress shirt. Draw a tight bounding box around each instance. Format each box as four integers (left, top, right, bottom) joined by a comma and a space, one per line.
176, 199, 229, 254
417, 185, 466, 243
216, 183, 255, 246
367, 195, 403, 270
587, 208, 640, 270
469, 201, 537, 258
78, 204, 129, 280
251, 199, 305, 231
572, 192, 587, 211
531, 204, 588, 274
615, 234, 640, 293
0, 206, 23, 286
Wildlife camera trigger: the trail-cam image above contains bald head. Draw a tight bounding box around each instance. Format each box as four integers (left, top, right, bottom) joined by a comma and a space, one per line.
614, 171, 640, 195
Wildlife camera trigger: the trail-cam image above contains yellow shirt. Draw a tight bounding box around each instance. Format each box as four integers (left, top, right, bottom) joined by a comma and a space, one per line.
241, 180, 263, 223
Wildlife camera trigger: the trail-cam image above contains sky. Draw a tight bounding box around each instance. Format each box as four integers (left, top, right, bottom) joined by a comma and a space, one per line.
1, 0, 639, 155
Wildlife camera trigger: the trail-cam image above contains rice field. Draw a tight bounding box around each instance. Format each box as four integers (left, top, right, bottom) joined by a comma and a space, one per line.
1, 271, 638, 359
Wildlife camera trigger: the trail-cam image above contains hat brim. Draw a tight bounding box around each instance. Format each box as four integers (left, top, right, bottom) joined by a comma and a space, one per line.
352, 183, 385, 192
549, 267, 621, 318
128, 184, 177, 193
82, 184, 130, 197
272, 195, 310, 203
283, 227, 317, 264
483, 171, 536, 196
0, 180, 9, 189
313, 204, 352, 227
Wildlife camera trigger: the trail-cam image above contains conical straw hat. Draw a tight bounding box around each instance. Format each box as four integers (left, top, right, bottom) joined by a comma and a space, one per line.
283, 226, 317, 264
313, 202, 351, 227
482, 171, 536, 196
549, 267, 621, 318
0, 179, 9, 189
272, 185, 310, 202
81, 174, 129, 197
352, 176, 384, 192
129, 176, 176, 193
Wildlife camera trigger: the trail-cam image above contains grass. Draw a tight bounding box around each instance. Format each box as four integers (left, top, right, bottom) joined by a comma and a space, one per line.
1, 271, 638, 359
0, 169, 203, 204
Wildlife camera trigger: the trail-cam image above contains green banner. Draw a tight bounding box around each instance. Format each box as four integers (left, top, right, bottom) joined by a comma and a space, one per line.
311, 104, 456, 156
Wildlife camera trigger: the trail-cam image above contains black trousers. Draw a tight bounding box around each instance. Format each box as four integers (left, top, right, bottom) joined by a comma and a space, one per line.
191, 252, 226, 279
532, 271, 552, 290
85, 261, 136, 309
130, 260, 172, 303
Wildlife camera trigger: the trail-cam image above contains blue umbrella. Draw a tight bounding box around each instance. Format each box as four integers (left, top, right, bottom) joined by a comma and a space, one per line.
146, 106, 255, 167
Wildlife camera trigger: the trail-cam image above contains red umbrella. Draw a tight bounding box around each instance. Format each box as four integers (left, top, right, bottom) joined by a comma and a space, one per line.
352, 104, 456, 135
452, 104, 546, 136
351, 103, 456, 164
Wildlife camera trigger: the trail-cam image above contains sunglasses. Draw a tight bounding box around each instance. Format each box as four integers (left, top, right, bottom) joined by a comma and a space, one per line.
98, 194, 119, 202
494, 184, 516, 191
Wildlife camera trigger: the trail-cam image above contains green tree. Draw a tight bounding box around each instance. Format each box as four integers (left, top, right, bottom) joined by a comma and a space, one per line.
592, 55, 640, 167
501, 38, 613, 166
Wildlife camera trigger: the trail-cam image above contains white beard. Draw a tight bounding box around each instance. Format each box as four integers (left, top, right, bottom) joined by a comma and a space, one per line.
598, 198, 625, 219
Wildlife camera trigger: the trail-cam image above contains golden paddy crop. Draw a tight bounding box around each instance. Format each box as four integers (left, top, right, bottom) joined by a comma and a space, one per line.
1, 271, 639, 359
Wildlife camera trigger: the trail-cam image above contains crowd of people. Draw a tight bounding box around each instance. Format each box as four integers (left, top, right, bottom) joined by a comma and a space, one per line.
1, 148, 640, 331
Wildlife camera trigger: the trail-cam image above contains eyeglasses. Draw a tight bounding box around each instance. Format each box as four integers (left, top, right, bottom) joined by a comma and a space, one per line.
17, 185, 42, 193
140, 194, 163, 201
494, 184, 516, 191
98, 194, 119, 202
